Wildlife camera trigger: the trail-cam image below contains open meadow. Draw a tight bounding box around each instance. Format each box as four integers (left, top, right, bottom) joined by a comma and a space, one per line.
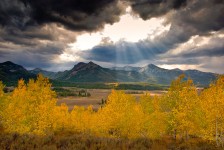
57, 89, 166, 111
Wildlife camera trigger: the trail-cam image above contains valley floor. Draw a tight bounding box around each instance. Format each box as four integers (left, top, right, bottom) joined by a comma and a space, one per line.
57, 89, 166, 111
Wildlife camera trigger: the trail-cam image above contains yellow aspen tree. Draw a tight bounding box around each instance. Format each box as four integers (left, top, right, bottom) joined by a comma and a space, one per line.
140, 94, 167, 139
161, 74, 199, 140
174, 83, 200, 140
1, 74, 57, 135
70, 105, 94, 134
0, 81, 6, 111
1, 79, 30, 133
160, 75, 185, 139
52, 103, 71, 132
200, 75, 224, 146
98, 90, 145, 138
0, 81, 5, 131
25, 74, 57, 134
0, 81, 4, 97
140, 92, 154, 114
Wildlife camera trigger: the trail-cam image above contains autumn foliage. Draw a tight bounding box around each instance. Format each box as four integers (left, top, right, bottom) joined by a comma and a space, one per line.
0, 74, 224, 146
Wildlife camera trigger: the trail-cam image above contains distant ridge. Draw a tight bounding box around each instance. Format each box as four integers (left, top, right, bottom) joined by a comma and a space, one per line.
29, 68, 57, 79
0, 61, 217, 86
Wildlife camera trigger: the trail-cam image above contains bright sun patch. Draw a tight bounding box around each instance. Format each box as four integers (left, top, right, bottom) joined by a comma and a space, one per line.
68, 7, 169, 51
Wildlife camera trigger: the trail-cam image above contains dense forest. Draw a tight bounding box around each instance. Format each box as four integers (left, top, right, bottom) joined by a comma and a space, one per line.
0, 74, 224, 149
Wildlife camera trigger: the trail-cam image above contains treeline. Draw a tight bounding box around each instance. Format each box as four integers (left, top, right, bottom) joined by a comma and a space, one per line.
53, 87, 91, 97
52, 80, 168, 90
0, 74, 224, 147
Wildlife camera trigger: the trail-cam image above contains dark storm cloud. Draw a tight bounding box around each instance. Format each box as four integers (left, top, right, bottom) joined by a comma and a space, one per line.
0, 0, 123, 31
186, 47, 224, 58
0, 27, 52, 46
128, 0, 224, 27
128, 0, 187, 19
20, 0, 123, 31
171, 0, 224, 34
0, 0, 124, 46
26, 45, 64, 55
0, 0, 32, 28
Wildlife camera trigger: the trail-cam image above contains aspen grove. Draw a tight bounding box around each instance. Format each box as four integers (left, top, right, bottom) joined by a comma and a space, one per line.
0, 74, 224, 146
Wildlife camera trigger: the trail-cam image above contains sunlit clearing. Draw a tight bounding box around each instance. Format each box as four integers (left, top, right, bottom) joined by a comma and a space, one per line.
102, 15, 165, 43
59, 52, 80, 62
69, 7, 168, 51
68, 33, 102, 51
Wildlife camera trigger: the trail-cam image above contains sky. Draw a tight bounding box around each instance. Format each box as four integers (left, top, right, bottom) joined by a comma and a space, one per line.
0, 0, 223, 73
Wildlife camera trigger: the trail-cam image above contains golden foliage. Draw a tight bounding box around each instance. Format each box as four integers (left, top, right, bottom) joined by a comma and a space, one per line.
0, 81, 4, 98
199, 76, 224, 145
1, 74, 57, 134
0, 74, 224, 146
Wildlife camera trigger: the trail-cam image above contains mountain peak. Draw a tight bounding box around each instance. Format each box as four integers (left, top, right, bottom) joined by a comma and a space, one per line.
72, 62, 87, 71
76, 62, 86, 66
33, 68, 42, 71
2, 61, 16, 65
147, 64, 158, 68
0, 61, 25, 70
87, 61, 98, 66
70, 61, 101, 74
83, 61, 101, 69
140, 64, 160, 71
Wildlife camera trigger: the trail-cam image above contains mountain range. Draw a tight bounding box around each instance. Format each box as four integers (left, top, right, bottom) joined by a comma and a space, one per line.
0, 61, 217, 86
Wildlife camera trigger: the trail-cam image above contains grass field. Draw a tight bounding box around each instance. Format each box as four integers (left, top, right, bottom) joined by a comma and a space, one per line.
4, 86, 167, 111
57, 89, 166, 111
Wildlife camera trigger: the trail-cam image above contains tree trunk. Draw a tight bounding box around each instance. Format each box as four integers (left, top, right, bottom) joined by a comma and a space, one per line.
220, 127, 223, 147
174, 129, 177, 140
186, 130, 189, 141
216, 117, 219, 146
